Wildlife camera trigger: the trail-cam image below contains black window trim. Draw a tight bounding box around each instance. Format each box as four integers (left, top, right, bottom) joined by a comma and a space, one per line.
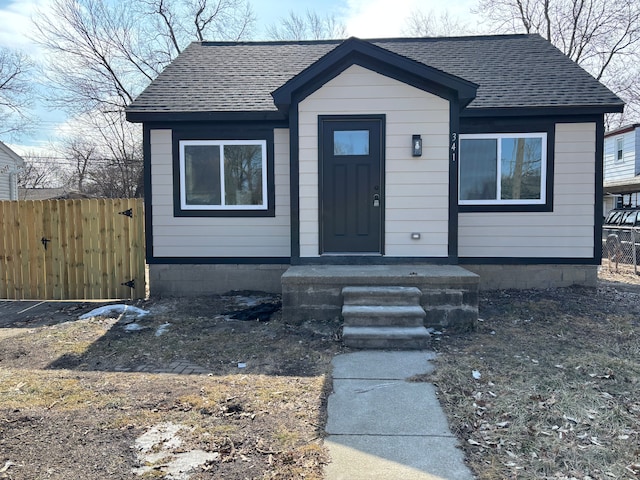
458, 120, 555, 213
459, 132, 548, 207
172, 126, 276, 217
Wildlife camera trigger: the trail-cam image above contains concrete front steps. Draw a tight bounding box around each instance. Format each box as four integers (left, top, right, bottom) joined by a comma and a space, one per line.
341, 286, 430, 349
281, 264, 480, 342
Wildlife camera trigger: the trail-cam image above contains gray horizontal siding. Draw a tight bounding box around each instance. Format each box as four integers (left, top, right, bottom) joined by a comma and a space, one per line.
298, 64, 450, 258
459, 122, 597, 258
150, 128, 291, 258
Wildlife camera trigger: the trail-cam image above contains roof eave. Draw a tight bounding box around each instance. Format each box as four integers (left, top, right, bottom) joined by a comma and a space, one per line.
604, 177, 640, 194
125, 110, 287, 124
461, 104, 625, 118
605, 123, 640, 137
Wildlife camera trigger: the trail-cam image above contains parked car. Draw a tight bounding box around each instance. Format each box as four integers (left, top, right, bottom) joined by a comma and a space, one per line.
602, 207, 640, 264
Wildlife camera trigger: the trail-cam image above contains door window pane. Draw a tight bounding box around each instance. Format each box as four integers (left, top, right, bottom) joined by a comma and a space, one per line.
334, 130, 369, 155
460, 138, 497, 200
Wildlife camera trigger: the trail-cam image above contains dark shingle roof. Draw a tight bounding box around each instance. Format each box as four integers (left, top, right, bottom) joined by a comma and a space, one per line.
126, 34, 623, 119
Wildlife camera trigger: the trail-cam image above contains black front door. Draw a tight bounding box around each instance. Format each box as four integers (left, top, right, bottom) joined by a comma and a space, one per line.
319, 116, 384, 254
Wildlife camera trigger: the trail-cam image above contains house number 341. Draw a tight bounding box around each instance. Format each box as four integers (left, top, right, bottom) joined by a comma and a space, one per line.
451, 132, 457, 162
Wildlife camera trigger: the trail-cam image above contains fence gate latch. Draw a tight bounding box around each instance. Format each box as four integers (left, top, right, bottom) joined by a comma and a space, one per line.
118, 208, 133, 218
121, 279, 135, 289
41, 237, 51, 250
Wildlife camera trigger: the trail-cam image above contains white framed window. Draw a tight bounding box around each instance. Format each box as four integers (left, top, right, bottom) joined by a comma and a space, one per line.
179, 140, 268, 210
459, 133, 547, 205
616, 137, 624, 163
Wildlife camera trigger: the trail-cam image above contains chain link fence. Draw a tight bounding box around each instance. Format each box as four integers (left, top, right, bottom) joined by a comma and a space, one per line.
602, 227, 640, 274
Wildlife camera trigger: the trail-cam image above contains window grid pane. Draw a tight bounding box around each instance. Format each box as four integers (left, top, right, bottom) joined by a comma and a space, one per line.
223, 144, 263, 206
459, 138, 497, 200
617, 138, 624, 162
500, 137, 542, 200
184, 145, 221, 205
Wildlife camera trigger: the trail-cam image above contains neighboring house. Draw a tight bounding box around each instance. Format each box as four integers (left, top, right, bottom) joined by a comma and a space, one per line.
603, 124, 640, 215
19, 187, 94, 200
0, 142, 25, 200
126, 34, 623, 296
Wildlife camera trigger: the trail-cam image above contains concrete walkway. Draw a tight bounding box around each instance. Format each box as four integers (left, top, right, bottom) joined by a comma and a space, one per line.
324, 351, 475, 480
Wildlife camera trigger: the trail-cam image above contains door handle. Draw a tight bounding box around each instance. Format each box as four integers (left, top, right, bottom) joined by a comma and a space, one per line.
373, 194, 380, 207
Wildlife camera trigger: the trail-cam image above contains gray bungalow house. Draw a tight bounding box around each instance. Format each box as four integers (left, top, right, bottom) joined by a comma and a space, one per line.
126, 34, 622, 338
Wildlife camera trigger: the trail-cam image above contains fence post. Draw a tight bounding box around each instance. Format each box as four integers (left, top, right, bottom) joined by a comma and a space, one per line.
634, 228, 638, 275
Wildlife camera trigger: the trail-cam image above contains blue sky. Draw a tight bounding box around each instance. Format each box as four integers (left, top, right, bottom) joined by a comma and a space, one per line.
0, 0, 478, 153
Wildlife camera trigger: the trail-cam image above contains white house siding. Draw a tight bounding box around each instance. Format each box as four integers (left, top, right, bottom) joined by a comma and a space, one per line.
150, 128, 291, 258
604, 129, 637, 181
637, 128, 640, 175
459, 122, 596, 258
0, 151, 19, 200
0, 173, 10, 199
298, 64, 450, 258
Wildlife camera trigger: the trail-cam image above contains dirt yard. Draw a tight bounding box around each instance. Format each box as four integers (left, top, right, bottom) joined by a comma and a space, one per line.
0, 292, 346, 479
431, 264, 640, 479
1, 267, 639, 479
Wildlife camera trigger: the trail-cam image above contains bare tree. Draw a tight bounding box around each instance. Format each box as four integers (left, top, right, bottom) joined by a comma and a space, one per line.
474, 0, 640, 124
32, 0, 254, 196
52, 111, 143, 198
141, 0, 256, 60
56, 137, 96, 193
266, 10, 347, 41
33, 0, 254, 116
403, 10, 472, 37
17, 154, 61, 196
86, 111, 143, 198
0, 47, 34, 139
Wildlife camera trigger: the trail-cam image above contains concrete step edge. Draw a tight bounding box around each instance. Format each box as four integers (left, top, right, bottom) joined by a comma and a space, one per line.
342, 286, 422, 295
342, 327, 431, 348
342, 318, 426, 327
342, 305, 426, 315
342, 286, 422, 306
342, 326, 431, 338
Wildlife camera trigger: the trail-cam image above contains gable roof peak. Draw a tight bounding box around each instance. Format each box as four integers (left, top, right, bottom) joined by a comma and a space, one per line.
271, 36, 478, 111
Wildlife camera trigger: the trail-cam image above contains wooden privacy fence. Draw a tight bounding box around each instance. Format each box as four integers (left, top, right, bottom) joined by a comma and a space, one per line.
0, 198, 145, 300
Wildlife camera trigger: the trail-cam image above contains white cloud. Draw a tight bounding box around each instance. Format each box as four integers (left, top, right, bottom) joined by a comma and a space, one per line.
0, 0, 49, 53
342, 0, 480, 38
6, 141, 55, 158
343, 0, 420, 38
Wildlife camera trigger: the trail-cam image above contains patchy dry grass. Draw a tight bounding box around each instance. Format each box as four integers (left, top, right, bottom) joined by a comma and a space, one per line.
3, 275, 640, 479
431, 272, 640, 479
0, 293, 343, 479
0, 371, 331, 479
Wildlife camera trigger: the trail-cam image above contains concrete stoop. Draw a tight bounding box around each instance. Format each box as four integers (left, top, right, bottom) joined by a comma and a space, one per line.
281, 265, 480, 342
341, 286, 430, 349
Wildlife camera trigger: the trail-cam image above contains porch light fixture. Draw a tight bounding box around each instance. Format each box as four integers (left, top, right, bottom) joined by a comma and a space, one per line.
412, 135, 422, 157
